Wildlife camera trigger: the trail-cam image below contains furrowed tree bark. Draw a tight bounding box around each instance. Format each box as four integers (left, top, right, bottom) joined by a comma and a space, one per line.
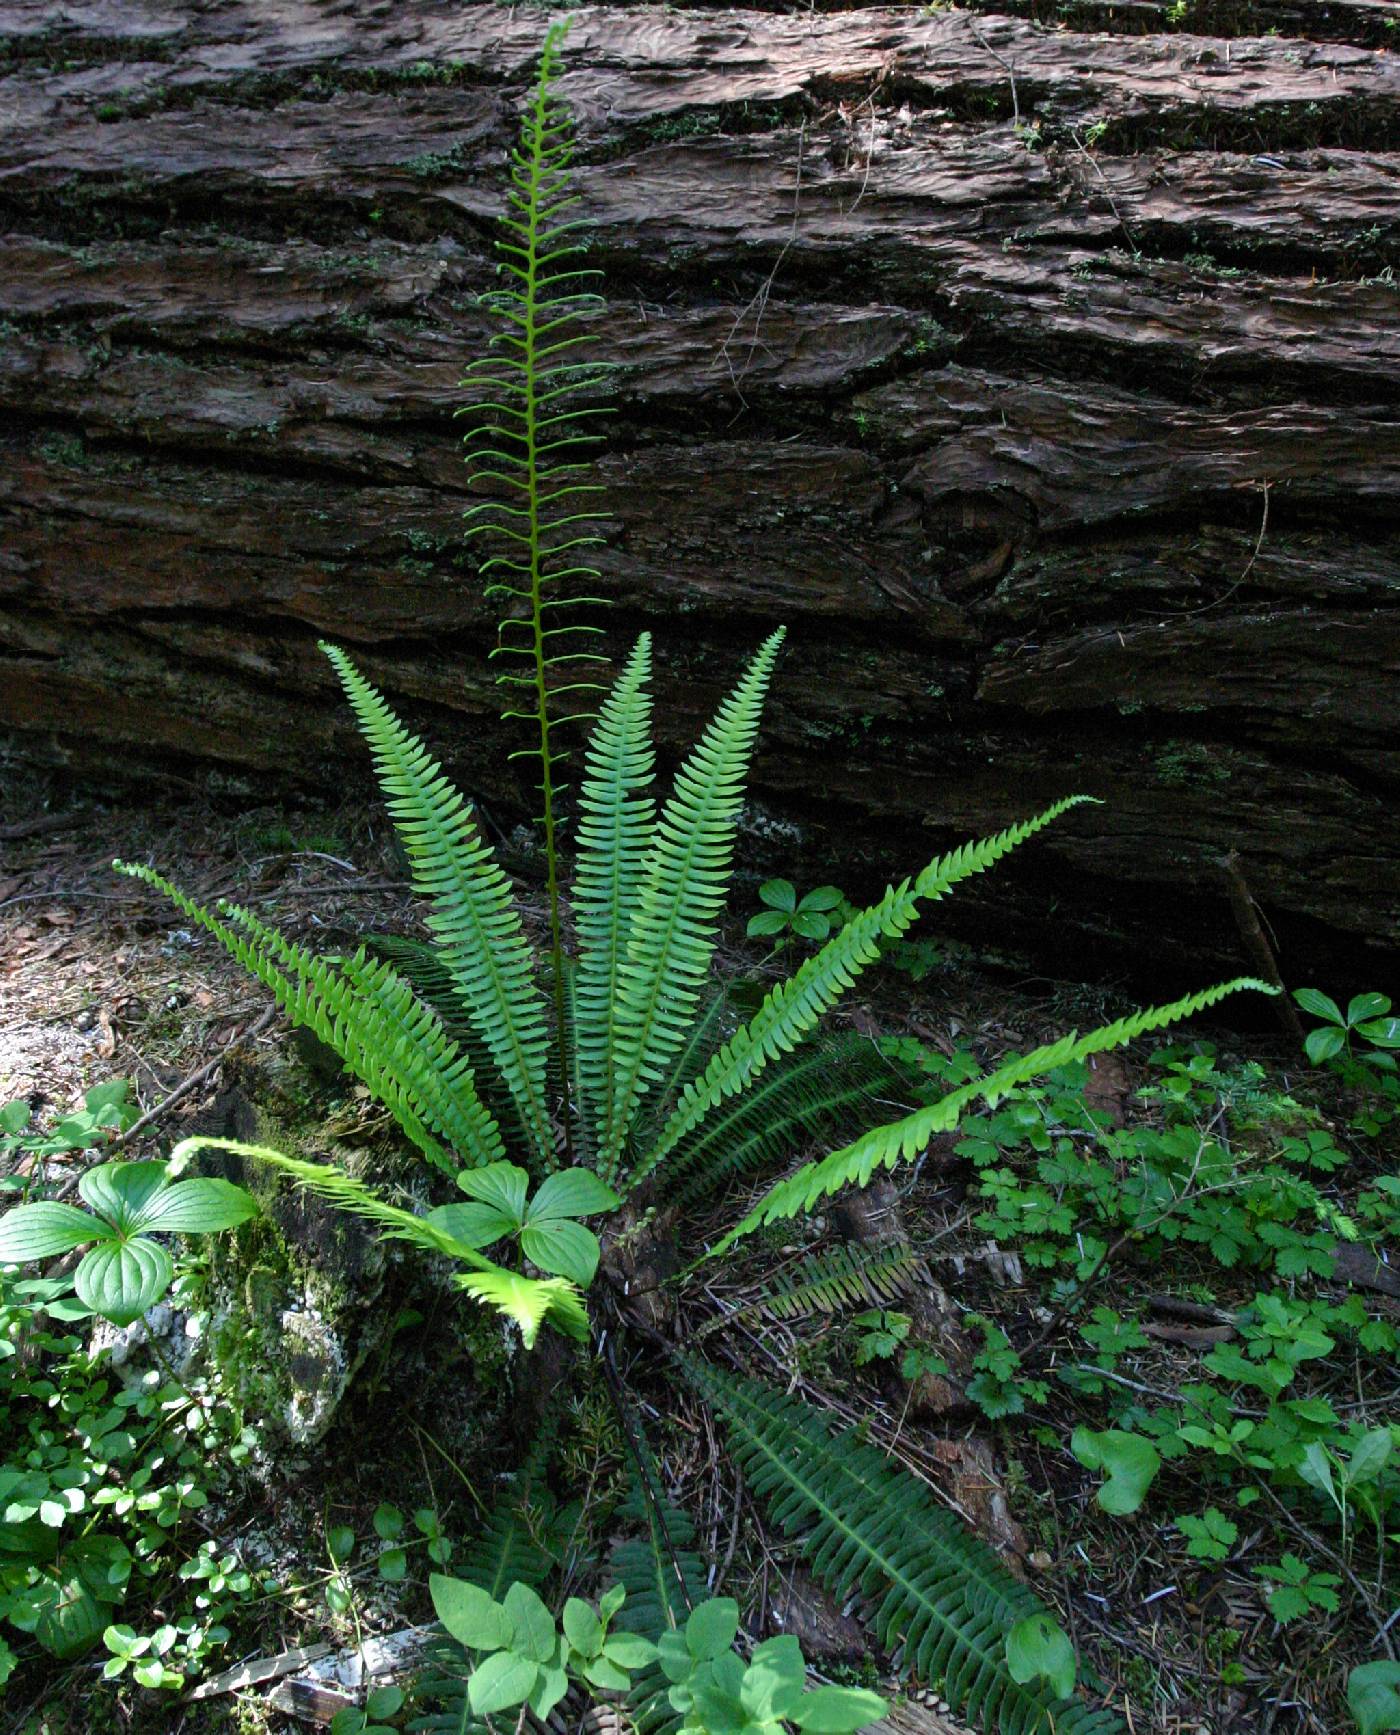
1, 0, 1397, 983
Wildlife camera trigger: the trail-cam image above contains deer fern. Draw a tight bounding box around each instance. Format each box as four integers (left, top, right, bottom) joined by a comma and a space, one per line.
94, 29, 1283, 1735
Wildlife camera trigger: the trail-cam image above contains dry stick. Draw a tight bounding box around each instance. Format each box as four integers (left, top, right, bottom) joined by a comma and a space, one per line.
715, 120, 808, 409
968, 19, 1020, 129
1067, 127, 1141, 260
110, 1004, 278, 1149
0, 812, 85, 842
1218, 849, 1305, 1045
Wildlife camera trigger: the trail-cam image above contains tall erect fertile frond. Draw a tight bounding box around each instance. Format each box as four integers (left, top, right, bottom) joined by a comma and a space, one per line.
113, 864, 503, 1175
683, 1360, 1125, 1735
461, 14, 612, 776
713, 978, 1276, 1254
574, 635, 656, 1139
168, 1138, 583, 1348
320, 644, 554, 1170
599, 630, 786, 1180
631, 799, 1091, 1190
460, 20, 612, 1127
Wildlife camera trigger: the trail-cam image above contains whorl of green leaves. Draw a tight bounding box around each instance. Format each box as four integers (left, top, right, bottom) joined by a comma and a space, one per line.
712, 977, 1277, 1255
169, 1138, 586, 1347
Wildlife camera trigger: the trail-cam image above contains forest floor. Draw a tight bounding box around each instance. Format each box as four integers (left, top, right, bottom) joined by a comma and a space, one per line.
1, 760, 1395, 1735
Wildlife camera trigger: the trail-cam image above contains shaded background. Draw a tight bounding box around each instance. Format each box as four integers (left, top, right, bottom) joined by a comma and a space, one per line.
1, 0, 1397, 991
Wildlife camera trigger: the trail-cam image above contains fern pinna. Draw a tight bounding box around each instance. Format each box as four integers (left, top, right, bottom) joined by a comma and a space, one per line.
103, 28, 1279, 1735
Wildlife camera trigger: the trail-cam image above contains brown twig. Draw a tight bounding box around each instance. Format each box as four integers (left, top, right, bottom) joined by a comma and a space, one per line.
1219, 849, 1305, 1044
110, 1003, 278, 1149
0, 811, 85, 842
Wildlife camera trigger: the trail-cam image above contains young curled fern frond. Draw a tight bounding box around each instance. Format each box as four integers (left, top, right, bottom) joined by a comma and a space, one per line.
711, 977, 1278, 1256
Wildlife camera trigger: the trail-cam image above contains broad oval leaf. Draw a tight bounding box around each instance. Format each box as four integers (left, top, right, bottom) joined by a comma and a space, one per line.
1347, 993, 1391, 1025
562, 1597, 603, 1659
746, 910, 789, 939
1350, 1660, 1400, 1735
455, 1162, 529, 1227
520, 1220, 600, 1288
1, 1100, 32, 1135
791, 1686, 889, 1734
758, 879, 796, 913
74, 1237, 173, 1327
528, 1169, 619, 1222
529, 1662, 570, 1721
1070, 1427, 1160, 1516
1348, 1429, 1394, 1487
1005, 1612, 1076, 1701
36, 1573, 105, 1659
0, 1202, 109, 1262
581, 1653, 631, 1692
430, 1575, 512, 1652
1359, 1016, 1400, 1049
790, 911, 832, 941
133, 1178, 257, 1235
428, 1201, 518, 1249
603, 1631, 658, 1670
505, 1581, 556, 1664
469, 1650, 538, 1715
743, 1635, 804, 1720
797, 885, 844, 913
78, 1162, 169, 1230
1292, 987, 1343, 1025
1305, 1027, 1346, 1064
686, 1597, 739, 1662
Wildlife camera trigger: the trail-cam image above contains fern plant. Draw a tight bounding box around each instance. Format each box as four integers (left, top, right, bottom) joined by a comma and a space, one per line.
94, 27, 1281, 1735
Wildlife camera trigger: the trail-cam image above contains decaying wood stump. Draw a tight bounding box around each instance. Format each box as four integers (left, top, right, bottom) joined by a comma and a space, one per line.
1, 1, 1396, 981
